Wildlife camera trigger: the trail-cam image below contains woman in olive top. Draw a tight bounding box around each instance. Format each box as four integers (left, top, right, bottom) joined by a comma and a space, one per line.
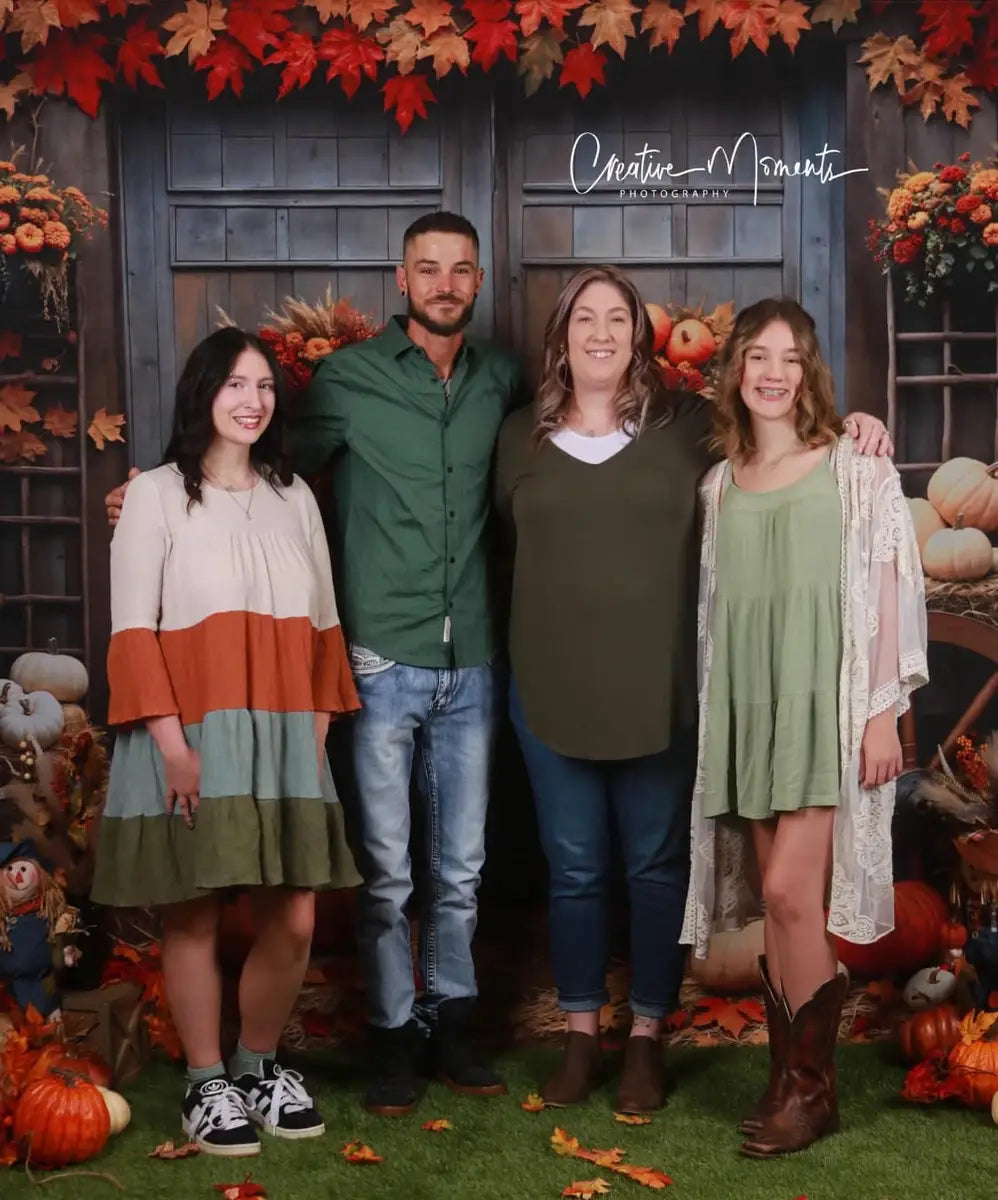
494, 267, 892, 1115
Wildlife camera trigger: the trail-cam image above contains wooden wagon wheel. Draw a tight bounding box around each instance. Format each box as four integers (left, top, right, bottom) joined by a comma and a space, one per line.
899, 611, 998, 770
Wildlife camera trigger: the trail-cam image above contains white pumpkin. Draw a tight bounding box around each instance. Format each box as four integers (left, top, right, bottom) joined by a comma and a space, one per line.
690, 919, 766, 992
10, 640, 88, 702
0, 690, 65, 751
902, 965, 957, 1011
0, 680, 23, 707
96, 1086, 131, 1135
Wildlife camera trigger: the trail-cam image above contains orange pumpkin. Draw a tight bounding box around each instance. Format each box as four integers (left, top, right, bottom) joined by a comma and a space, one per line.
927, 458, 998, 533
665, 318, 715, 367
644, 303, 672, 353
24, 1043, 112, 1091
941, 920, 968, 951
13, 1070, 110, 1167
898, 1003, 962, 1064
833, 880, 946, 976
947, 1011, 998, 1107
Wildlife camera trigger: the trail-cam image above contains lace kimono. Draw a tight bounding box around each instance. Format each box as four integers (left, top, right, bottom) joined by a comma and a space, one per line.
680, 435, 929, 957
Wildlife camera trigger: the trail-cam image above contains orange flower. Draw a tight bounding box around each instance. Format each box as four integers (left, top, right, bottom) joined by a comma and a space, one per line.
18, 207, 48, 225
0, 234, 16, 255
23, 187, 59, 205
285, 331, 304, 348
887, 188, 912, 222
0, 162, 15, 172
984, 223, 998, 247
906, 211, 930, 230
956, 194, 984, 213
14, 223, 44, 253
902, 171, 936, 193
304, 336, 331, 361
0, 213, 10, 232
10, 173, 32, 183
971, 204, 993, 225
970, 168, 998, 199
29, 174, 49, 185
42, 220, 71, 251
0, 186, 20, 205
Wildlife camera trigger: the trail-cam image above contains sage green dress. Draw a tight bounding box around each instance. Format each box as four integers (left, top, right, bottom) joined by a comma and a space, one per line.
701, 455, 843, 820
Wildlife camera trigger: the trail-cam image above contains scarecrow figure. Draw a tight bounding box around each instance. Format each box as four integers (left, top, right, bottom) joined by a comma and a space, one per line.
0, 840, 81, 1018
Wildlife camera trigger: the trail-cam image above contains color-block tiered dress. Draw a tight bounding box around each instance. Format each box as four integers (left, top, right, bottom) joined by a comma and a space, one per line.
92, 465, 361, 907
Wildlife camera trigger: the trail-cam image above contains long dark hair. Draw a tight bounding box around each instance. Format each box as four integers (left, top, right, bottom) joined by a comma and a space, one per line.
162, 327, 293, 507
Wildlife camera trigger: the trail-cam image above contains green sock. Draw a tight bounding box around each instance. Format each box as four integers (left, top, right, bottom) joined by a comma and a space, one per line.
229, 1042, 275, 1081
186, 1061, 226, 1085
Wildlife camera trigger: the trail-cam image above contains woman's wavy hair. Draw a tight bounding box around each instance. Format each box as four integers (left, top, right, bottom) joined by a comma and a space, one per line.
533, 265, 671, 444
162, 327, 292, 508
712, 297, 841, 461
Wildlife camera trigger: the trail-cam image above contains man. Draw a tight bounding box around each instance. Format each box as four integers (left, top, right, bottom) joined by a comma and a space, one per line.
106, 212, 523, 1116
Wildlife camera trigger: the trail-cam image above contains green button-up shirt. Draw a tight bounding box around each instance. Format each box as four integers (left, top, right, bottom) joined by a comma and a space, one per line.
291, 316, 523, 669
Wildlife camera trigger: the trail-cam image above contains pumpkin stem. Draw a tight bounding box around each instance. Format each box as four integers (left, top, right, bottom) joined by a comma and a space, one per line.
45, 638, 59, 656
954, 513, 965, 531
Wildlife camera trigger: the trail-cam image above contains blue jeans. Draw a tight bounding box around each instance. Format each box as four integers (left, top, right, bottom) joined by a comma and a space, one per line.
509, 679, 693, 1018
350, 649, 499, 1030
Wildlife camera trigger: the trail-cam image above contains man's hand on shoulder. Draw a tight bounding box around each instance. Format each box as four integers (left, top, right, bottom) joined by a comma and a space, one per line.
106, 466, 141, 527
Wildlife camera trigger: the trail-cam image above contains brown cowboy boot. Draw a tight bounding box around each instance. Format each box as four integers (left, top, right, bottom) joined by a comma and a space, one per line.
615, 1036, 666, 1114
541, 1032, 602, 1107
739, 957, 791, 1135
739, 971, 847, 1158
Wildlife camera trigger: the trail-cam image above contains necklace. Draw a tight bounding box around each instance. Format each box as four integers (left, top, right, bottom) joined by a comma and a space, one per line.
225, 483, 255, 520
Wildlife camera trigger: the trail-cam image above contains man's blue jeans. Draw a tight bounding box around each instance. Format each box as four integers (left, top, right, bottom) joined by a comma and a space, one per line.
350, 649, 499, 1031
509, 678, 693, 1018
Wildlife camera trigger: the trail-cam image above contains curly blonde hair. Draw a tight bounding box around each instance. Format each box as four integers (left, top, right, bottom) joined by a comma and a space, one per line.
712, 297, 841, 461
532, 265, 671, 445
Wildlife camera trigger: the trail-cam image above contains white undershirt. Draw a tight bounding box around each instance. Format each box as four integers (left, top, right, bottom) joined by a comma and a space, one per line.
549, 425, 633, 464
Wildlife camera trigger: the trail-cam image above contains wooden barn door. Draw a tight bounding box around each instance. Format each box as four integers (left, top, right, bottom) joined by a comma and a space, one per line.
117, 87, 495, 468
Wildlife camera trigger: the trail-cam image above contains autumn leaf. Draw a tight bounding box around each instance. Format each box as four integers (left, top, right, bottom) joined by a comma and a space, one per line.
517, 28, 562, 93
0, 332, 21, 362
0, 384, 39, 432
809, 0, 861, 33
148, 1139, 200, 1158
641, 1, 685, 52
419, 29, 470, 77
616, 1163, 672, 1189
195, 36, 254, 98
0, 430, 47, 462
560, 41, 606, 96
0, 72, 33, 120
162, 0, 227, 63
42, 404, 78, 438
613, 1112, 652, 1125
117, 20, 165, 88
692, 995, 765, 1039
465, 0, 513, 19
226, 0, 296, 61
563, 1182, 612, 1198
552, 1127, 582, 1156
406, 0, 454, 36
265, 31, 319, 98
520, 1090, 546, 1111
940, 71, 980, 128
515, 0, 586, 37
211, 1177, 267, 1198
53, 0, 100, 25
29, 29, 115, 117
304, 0, 348, 19
578, 0, 638, 58
705, 298, 735, 337
87, 407, 126, 450
349, 0, 397, 28
858, 33, 924, 93
340, 1139, 384, 1164
772, 0, 809, 51
919, 0, 977, 60
381, 71, 435, 132
8, 0, 61, 53
466, 13, 519, 70
682, 0, 725, 41
421, 1118, 453, 1131
377, 16, 425, 74
722, 0, 775, 58
104, 0, 154, 15
318, 23, 384, 96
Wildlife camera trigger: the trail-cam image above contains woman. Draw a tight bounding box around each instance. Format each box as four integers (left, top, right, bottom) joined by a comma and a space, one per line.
494, 268, 891, 1114
681, 298, 927, 1156
91, 328, 361, 1156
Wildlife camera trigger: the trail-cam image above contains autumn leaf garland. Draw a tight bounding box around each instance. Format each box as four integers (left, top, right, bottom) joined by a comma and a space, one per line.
0, 1, 997, 133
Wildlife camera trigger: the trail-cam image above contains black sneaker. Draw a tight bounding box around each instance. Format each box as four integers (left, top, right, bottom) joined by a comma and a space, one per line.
363, 1020, 425, 1116
181, 1076, 261, 1157
233, 1062, 325, 1140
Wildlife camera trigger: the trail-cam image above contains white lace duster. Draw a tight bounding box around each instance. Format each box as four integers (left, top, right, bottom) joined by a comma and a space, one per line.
680, 436, 929, 956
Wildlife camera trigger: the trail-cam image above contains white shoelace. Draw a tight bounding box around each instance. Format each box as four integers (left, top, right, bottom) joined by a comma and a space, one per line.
262, 1066, 312, 1117
197, 1084, 250, 1133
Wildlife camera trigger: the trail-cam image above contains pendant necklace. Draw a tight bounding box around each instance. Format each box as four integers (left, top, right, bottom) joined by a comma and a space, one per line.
226, 482, 256, 520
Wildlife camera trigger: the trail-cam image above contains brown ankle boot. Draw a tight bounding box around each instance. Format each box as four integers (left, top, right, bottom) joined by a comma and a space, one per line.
541, 1032, 602, 1107
740, 972, 848, 1158
615, 1035, 665, 1114
739, 957, 790, 1135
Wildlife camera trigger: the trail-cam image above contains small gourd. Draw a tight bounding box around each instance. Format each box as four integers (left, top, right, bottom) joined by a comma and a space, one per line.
927, 458, 998, 532
921, 516, 993, 582
10, 639, 88, 702
903, 965, 957, 1011
908, 497, 946, 554
96, 1085, 131, 1135
0, 689, 64, 752
0, 680, 23, 707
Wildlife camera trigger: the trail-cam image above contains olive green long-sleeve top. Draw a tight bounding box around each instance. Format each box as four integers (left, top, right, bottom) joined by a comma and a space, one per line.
291, 316, 523, 668
494, 394, 715, 760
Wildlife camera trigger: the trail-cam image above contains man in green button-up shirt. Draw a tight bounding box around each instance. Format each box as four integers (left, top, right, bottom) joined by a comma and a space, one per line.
292, 212, 524, 1117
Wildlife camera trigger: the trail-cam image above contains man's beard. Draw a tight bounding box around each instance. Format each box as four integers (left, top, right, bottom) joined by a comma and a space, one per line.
407, 292, 477, 336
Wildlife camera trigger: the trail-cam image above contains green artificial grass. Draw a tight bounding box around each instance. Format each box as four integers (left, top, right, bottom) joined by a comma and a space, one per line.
2, 1044, 994, 1200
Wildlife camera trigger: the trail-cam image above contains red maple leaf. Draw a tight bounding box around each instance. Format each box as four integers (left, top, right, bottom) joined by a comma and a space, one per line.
464, 0, 512, 20
318, 23, 384, 97
117, 21, 165, 89
514, 0, 585, 37
29, 30, 116, 118
559, 42, 606, 97
382, 72, 436, 132
967, 48, 998, 91
466, 16, 518, 69
226, 0, 297, 62
692, 995, 764, 1039
265, 31, 318, 98
918, 0, 977, 60
195, 35, 254, 98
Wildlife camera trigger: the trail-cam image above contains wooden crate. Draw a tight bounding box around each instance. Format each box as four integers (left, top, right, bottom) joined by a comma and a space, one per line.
61, 981, 148, 1086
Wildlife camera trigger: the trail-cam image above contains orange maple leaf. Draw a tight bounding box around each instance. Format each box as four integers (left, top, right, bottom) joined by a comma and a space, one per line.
381, 72, 436, 132
54, 0, 101, 26
0, 384, 39, 432
42, 404, 78, 438
340, 1139, 384, 1163
376, 15, 424, 74
692, 995, 764, 1039
304, 0, 348, 19
406, 0, 453, 35
552, 1126, 581, 1156
8, 0, 62, 53
162, 0, 227, 63
87, 407, 126, 450
515, 0, 586, 37
641, 1, 685, 51
211, 1177, 267, 1198
617, 1163, 672, 1189
563, 1182, 611, 1198
0, 332, 22, 363
682, 0, 726, 41
517, 28, 562, 93
421, 1118, 453, 1132
940, 72, 981, 128
0, 73, 33, 120
772, 0, 809, 52
578, 0, 638, 58
809, 0, 860, 33
349, 0, 397, 28
419, 28, 470, 77
0, 430, 47, 463
560, 41, 606, 96
520, 1090, 546, 1111
858, 32, 923, 93
722, 0, 775, 58
614, 1112, 652, 1125
148, 1139, 200, 1158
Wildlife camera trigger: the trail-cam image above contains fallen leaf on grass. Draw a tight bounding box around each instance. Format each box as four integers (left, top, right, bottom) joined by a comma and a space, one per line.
149, 1140, 200, 1158
521, 1091, 546, 1112
613, 1113, 651, 1125
422, 1118, 453, 1132
617, 1164, 672, 1189
552, 1127, 581, 1156
340, 1140, 384, 1164
211, 1176, 267, 1198
563, 1181, 611, 1198
552, 1128, 672, 1190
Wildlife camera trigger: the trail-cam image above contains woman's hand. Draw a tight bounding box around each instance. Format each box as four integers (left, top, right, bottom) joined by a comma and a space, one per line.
859, 709, 903, 788
843, 413, 893, 457
164, 746, 201, 828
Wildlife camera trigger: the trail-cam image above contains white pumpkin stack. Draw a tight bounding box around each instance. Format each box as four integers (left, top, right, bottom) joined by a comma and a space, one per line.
0, 641, 89, 765
908, 458, 998, 582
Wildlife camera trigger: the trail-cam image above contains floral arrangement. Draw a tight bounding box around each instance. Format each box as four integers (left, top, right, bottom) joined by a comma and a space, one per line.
645, 299, 735, 399
255, 287, 381, 395
0, 157, 107, 329
867, 154, 998, 305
